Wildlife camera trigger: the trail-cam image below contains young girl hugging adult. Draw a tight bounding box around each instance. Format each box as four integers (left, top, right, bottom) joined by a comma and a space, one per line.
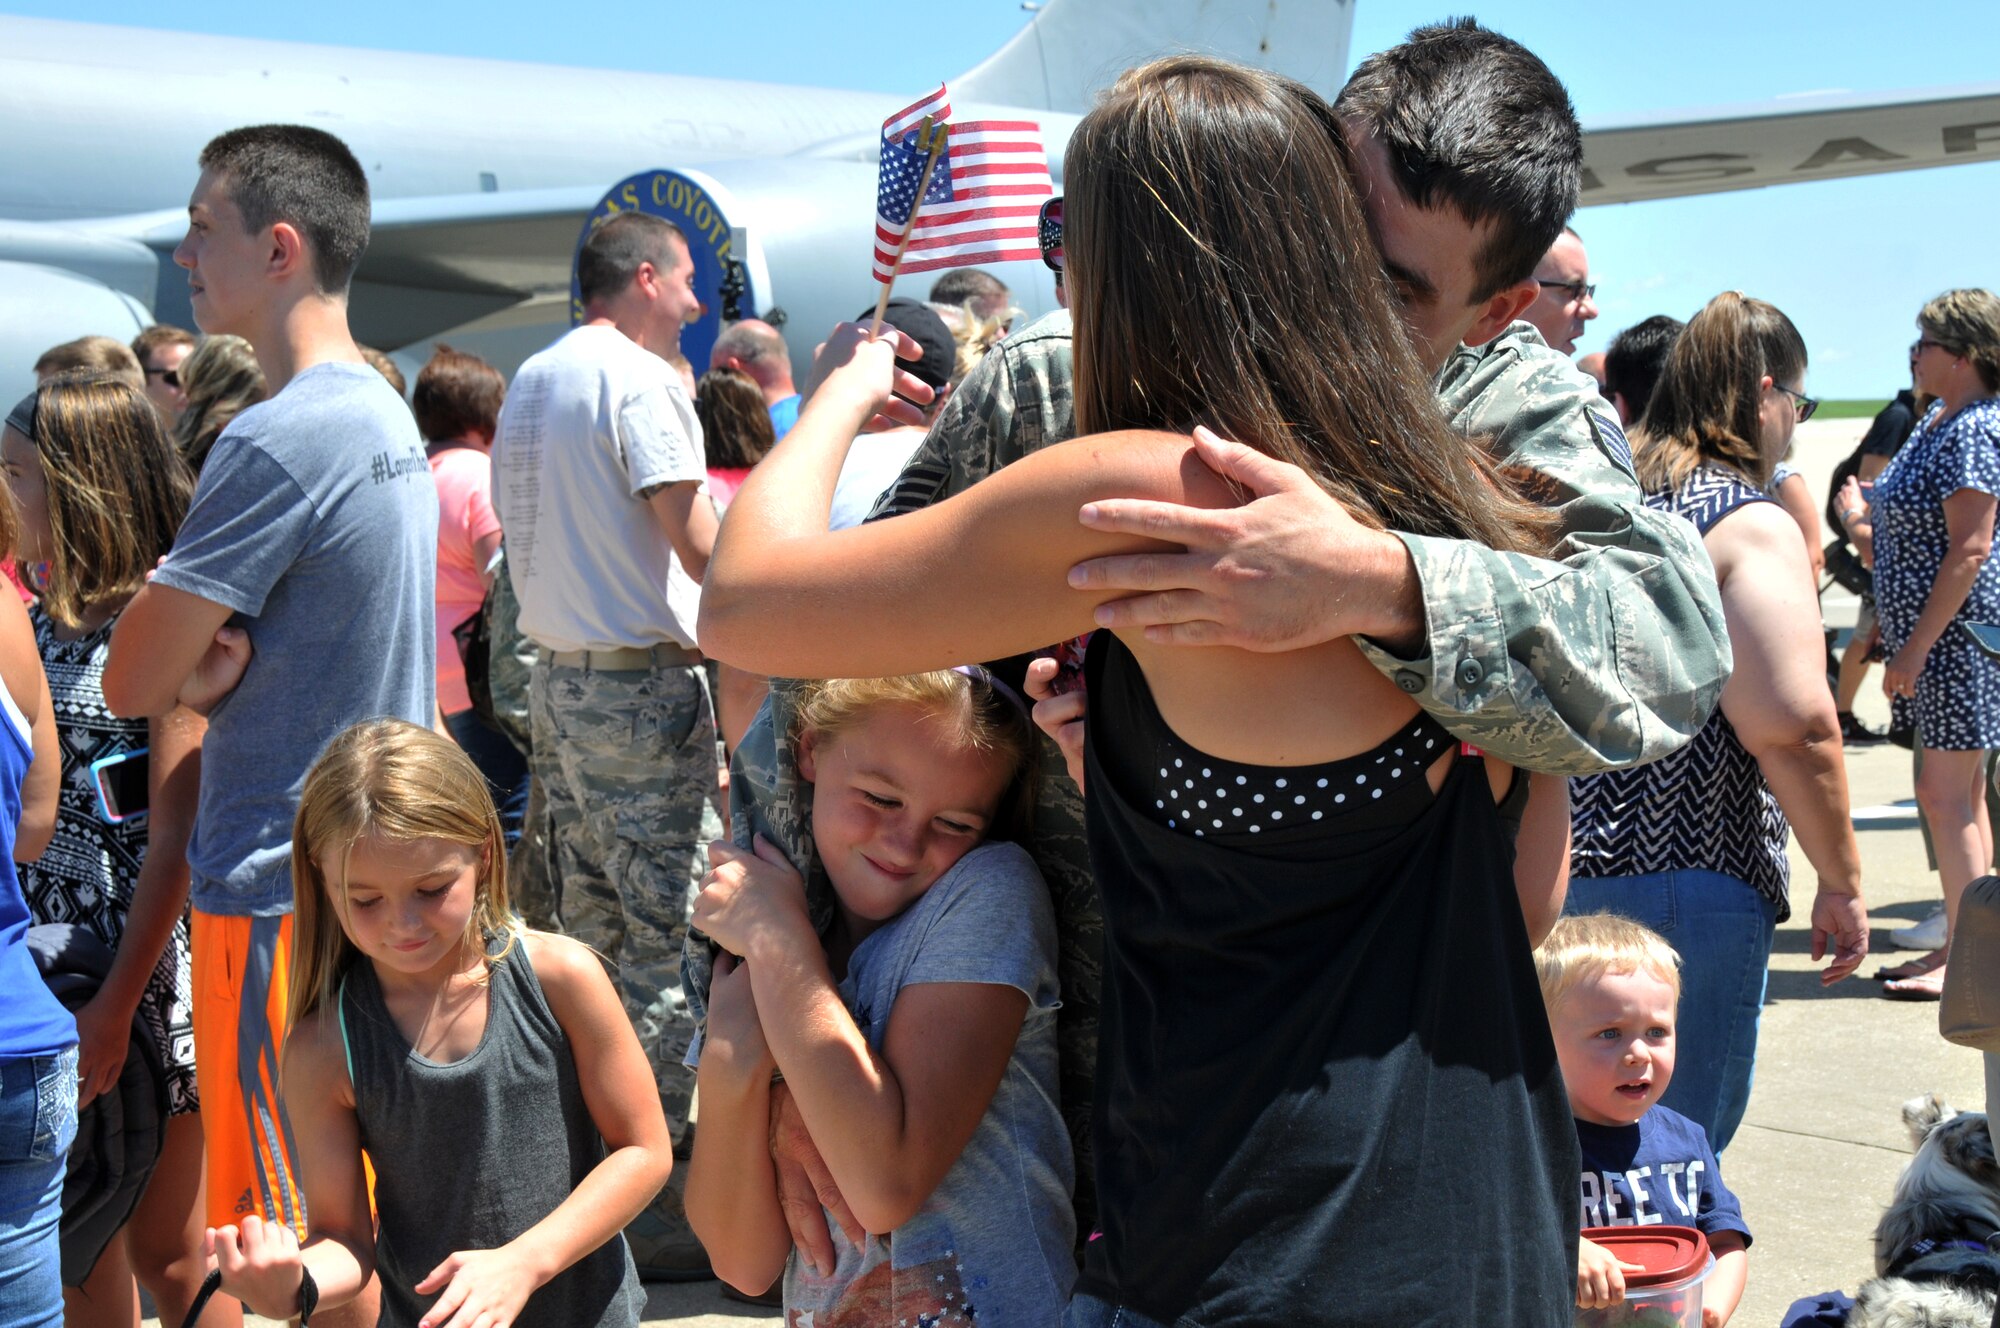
686, 669, 1075, 1323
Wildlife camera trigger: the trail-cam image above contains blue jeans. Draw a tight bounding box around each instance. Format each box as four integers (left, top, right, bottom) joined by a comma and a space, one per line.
1065, 1291, 1173, 1328
446, 708, 531, 849
1564, 871, 1779, 1153
0, 1046, 78, 1328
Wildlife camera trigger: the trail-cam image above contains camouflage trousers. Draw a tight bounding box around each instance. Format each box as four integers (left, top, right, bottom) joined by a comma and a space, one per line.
529, 655, 722, 1146
509, 775, 559, 932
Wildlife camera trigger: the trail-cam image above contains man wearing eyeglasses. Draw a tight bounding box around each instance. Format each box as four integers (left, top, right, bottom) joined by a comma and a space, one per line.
131, 323, 196, 426
1522, 226, 1598, 355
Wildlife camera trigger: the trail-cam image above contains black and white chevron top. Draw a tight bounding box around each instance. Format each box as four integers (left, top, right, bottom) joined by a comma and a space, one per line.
1569, 464, 1791, 920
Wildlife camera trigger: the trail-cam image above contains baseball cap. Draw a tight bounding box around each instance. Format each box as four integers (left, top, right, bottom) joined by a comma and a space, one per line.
4, 392, 37, 444
855, 297, 955, 391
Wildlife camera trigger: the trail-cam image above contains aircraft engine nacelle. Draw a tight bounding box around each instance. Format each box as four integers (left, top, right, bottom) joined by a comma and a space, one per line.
576, 159, 1061, 388
0, 259, 154, 406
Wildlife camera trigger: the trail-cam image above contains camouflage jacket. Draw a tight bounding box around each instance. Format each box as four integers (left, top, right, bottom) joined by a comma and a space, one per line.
1360, 320, 1731, 772
684, 309, 1730, 1234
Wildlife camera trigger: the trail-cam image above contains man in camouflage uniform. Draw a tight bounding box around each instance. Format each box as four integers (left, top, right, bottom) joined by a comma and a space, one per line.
481, 540, 561, 932
688, 20, 1730, 1259
491, 212, 722, 1277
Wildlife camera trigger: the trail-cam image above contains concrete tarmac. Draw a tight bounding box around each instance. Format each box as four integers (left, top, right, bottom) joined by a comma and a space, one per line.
199, 416, 1979, 1328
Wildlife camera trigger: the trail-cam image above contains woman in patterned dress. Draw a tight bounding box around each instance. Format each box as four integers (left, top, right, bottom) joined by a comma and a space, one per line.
1838, 289, 2000, 1000
0, 377, 230, 1327
1567, 293, 1868, 1152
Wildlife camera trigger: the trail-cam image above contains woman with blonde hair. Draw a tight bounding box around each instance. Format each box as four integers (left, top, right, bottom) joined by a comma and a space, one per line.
1568, 292, 1868, 1150
700, 55, 1578, 1326
1840, 288, 2000, 999
171, 335, 265, 474
0, 377, 220, 1327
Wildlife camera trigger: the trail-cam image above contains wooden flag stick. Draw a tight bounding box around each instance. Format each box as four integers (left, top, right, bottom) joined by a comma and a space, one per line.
870, 118, 951, 337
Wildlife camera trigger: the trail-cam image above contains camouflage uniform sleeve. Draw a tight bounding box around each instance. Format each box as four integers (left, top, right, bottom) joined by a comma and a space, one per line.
1353, 327, 1732, 775
680, 682, 826, 1057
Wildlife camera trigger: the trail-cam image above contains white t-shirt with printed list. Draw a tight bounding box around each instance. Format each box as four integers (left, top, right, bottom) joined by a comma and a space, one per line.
491, 324, 707, 653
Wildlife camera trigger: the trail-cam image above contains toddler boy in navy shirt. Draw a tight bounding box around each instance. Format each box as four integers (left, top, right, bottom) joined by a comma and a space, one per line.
1536, 914, 1751, 1328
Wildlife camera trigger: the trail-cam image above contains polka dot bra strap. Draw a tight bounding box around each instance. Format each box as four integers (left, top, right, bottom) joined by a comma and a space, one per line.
1143, 711, 1456, 841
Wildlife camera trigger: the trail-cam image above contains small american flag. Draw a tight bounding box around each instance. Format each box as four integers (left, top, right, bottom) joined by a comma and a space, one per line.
872, 86, 1053, 282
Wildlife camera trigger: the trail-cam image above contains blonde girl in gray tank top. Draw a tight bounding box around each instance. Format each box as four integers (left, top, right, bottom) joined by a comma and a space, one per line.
201, 720, 672, 1328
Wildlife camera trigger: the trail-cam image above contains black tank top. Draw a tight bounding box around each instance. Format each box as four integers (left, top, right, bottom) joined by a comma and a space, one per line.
1079, 634, 1576, 1327
340, 938, 646, 1328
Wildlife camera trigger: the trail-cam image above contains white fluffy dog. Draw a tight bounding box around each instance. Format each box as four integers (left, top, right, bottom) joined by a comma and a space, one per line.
1850, 1095, 2000, 1328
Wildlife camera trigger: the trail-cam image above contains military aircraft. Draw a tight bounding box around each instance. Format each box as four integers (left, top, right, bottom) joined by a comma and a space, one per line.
2, 0, 1997, 402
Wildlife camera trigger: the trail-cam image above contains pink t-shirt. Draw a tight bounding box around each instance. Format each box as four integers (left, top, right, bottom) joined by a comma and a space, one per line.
706, 466, 752, 511
429, 445, 503, 715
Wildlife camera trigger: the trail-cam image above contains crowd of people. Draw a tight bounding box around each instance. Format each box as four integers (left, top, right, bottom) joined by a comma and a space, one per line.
2, 16, 1998, 1328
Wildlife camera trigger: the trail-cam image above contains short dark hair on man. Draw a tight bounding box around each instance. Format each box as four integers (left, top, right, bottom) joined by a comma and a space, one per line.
929, 268, 1008, 307
413, 344, 506, 443
1336, 18, 1582, 301
576, 213, 688, 306
199, 125, 372, 294
1604, 315, 1685, 427
131, 323, 196, 367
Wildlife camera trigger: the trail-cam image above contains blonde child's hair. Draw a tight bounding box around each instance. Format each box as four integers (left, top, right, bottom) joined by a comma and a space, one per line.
1534, 913, 1682, 1012
287, 718, 517, 1033
792, 669, 1040, 842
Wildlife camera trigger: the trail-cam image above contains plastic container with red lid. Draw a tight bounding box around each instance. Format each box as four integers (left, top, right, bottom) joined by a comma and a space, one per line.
1575, 1225, 1713, 1327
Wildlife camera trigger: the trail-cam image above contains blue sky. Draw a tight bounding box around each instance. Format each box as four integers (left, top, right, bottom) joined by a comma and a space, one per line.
16, 0, 1999, 398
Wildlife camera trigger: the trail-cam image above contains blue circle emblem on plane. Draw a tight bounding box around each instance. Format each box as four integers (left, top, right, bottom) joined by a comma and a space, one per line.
571, 168, 752, 376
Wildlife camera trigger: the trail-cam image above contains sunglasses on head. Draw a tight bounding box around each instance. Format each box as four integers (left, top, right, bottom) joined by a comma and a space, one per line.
1038, 195, 1063, 273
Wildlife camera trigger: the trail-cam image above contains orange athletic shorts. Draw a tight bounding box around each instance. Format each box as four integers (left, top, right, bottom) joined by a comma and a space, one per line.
189, 910, 307, 1235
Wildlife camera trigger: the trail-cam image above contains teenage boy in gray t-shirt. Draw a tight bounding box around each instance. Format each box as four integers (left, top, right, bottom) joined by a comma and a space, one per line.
105, 125, 435, 1328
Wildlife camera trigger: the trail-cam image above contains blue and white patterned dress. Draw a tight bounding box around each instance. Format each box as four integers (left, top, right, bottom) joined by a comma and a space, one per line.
1570, 464, 1791, 918
1872, 398, 2000, 751
17, 606, 197, 1114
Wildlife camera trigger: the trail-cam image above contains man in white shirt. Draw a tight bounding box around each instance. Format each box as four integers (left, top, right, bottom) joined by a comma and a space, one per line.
491, 211, 720, 1279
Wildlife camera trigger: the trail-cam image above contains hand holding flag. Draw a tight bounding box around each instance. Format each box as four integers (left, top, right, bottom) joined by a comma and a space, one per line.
870, 83, 1054, 313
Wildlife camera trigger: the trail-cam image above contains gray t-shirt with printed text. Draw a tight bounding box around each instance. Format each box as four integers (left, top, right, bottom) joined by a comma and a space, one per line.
152, 361, 438, 915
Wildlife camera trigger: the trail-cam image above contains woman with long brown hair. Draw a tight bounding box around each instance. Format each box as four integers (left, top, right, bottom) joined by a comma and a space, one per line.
171, 334, 265, 476
695, 367, 774, 512
697, 56, 1576, 1326
0, 377, 224, 1328
1568, 292, 1867, 1153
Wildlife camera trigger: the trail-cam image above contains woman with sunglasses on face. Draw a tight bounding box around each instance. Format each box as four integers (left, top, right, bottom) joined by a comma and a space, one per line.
1567, 292, 1869, 1152
701, 56, 1580, 1328
1838, 289, 2000, 1001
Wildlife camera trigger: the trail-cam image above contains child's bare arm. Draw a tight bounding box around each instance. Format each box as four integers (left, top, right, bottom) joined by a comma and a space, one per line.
694, 839, 1030, 1235
1703, 1232, 1748, 1328
207, 1009, 374, 1318
1575, 1235, 1641, 1310
755, 967, 1027, 1235
413, 932, 678, 1328
686, 952, 793, 1291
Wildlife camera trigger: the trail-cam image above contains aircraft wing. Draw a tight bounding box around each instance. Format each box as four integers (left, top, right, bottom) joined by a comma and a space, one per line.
93, 186, 602, 346
1581, 83, 2000, 205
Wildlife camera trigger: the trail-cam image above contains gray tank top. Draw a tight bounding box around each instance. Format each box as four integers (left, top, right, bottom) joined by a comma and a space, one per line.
339, 938, 645, 1328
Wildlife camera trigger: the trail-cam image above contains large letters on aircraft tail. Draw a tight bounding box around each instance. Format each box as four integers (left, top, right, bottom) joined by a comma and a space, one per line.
571, 168, 756, 374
